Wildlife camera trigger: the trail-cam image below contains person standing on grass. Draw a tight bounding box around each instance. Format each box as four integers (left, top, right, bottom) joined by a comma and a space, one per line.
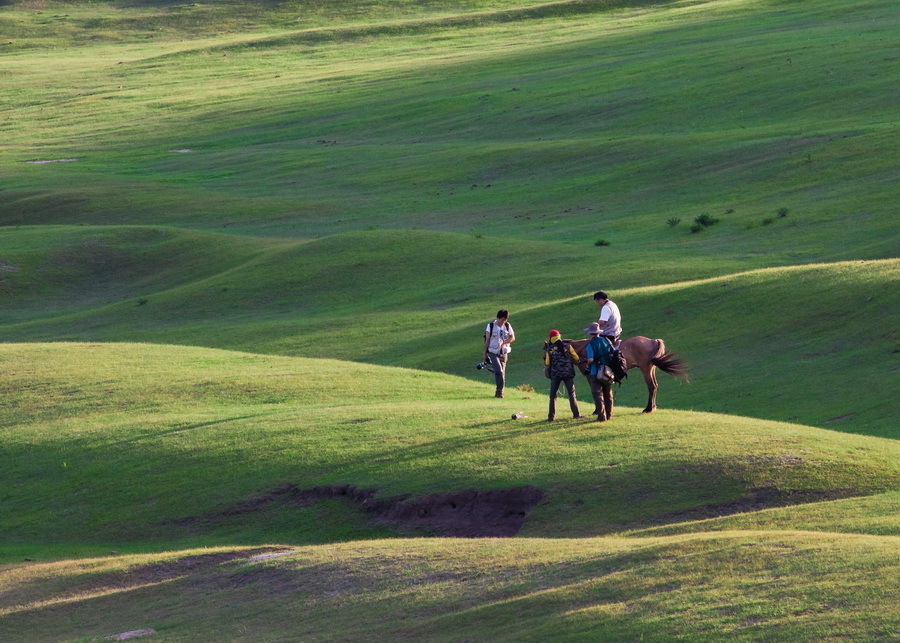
544, 330, 582, 422
585, 322, 615, 422
593, 290, 622, 345
483, 309, 515, 398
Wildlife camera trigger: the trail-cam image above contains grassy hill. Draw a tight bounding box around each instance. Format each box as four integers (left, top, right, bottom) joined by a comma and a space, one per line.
3, 343, 895, 551
2, 226, 897, 436
2, 0, 897, 441
3, 532, 899, 641
1, 0, 898, 639
2, 0, 898, 246
1, 342, 898, 639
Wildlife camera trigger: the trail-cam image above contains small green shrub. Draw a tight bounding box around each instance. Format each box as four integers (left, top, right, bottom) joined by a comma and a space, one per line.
690, 224, 704, 233
777, 207, 789, 218
666, 217, 681, 227
694, 213, 720, 228
762, 217, 775, 226
594, 239, 611, 246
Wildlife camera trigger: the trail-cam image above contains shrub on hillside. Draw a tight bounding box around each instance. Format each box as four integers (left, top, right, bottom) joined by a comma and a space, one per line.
694, 213, 720, 228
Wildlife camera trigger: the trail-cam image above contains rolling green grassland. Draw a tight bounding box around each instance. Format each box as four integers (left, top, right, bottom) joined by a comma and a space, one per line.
3, 342, 896, 551
2, 226, 897, 436
1, 0, 898, 639
2, 533, 898, 641
0, 343, 898, 640
2, 0, 898, 247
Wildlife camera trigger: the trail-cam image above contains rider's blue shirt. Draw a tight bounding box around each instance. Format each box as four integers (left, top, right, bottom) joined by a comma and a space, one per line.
586, 336, 613, 375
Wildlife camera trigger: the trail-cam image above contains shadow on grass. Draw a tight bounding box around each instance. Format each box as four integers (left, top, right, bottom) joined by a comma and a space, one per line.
106, 413, 276, 447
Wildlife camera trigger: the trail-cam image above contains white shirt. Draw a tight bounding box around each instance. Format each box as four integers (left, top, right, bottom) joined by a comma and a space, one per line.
486, 320, 514, 354
598, 300, 622, 337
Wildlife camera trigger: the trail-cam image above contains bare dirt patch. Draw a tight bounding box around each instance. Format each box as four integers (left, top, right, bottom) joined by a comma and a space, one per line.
369, 486, 546, 537
169, 484, 546, 538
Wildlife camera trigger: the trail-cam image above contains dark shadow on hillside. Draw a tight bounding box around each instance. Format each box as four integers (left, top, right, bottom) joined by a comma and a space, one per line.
162, 481, 866, 540
167, 483, 546, 538
325, 418, 567, 474
106, 413, 275, 447
627, 487, 861, 531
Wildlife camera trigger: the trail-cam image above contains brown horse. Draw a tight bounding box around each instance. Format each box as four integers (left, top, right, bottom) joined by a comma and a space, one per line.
568, 337, 689, 413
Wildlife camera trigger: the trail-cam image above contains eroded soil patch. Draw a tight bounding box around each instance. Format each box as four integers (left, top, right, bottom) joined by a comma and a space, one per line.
169, 484, 546, 538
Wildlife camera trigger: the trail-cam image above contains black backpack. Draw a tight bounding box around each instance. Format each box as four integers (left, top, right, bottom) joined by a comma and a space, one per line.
591, 336, 628, 384
609, 347, 628, 383
546, 341, 577, 379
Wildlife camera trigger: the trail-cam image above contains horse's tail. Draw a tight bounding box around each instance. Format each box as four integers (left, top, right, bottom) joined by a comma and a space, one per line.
651, 339, 690, 381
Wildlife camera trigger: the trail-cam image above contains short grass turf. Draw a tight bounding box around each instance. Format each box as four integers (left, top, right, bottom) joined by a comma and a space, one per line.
1, 532, 898, 641
1, 0, 898, 248
3, 227, 897, 437
1, 0, 898, 639
1, 343, 896, 556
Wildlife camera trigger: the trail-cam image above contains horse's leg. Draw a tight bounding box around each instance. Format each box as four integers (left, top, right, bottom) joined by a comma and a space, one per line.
641, 363, 658, 413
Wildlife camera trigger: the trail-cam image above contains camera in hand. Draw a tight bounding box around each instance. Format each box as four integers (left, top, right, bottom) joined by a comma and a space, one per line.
475, 361, 493, 371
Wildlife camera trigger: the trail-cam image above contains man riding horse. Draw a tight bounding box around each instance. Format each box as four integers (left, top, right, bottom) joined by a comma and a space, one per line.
573, 291, 688, 413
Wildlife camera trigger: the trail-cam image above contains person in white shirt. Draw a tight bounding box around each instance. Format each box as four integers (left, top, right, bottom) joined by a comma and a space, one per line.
483, 309, 515, 398
593, 291, 622, 344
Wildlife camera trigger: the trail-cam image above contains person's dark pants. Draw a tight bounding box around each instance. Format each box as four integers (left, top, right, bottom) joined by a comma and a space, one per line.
548, 376, 580, 420
487, 351, 507, 397
588, 373, 614, 421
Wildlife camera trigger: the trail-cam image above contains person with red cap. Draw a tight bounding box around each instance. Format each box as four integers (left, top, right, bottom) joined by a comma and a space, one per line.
543, 330, 582, 422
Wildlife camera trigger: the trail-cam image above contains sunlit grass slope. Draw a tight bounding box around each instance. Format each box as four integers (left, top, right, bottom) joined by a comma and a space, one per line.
626, 490, 900, 538
3, 225, 897, 437
2, 0, 898, 254
2, 342, 897, 638
1, 343, 897, 559
2, 533, 898, 641
1, 0, 897, 638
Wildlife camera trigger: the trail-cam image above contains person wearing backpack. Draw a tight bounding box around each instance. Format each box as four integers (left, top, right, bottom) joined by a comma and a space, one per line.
543, 330, 582, 422
585, 322, 616, 422
483, 309, 515, 398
